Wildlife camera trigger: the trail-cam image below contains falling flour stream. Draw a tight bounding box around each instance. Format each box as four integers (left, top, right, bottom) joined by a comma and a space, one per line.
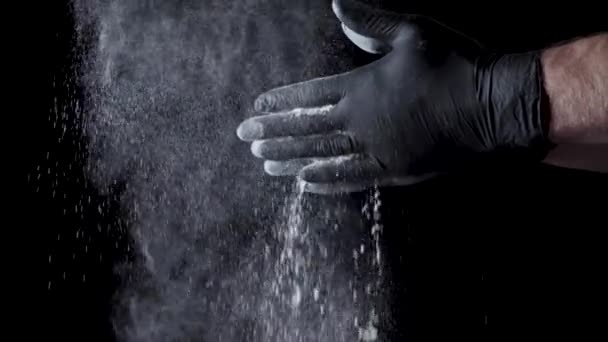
264, 179, 384, 341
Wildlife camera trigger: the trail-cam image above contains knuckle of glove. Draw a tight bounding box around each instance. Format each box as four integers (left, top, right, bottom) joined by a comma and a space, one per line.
254, 95, 272, 112
320, 135, 355, 156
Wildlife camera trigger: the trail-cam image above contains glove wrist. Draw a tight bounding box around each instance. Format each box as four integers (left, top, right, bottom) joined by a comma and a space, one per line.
477, 51, 554, 160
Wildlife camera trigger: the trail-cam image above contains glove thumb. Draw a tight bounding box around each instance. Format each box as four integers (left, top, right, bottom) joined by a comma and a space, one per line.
332, 0, 418, 53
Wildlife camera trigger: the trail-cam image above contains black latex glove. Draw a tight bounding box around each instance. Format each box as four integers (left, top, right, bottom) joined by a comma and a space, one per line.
237, 0, 552, 194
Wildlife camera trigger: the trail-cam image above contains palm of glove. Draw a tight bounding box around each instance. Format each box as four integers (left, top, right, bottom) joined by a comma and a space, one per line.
340, 41, 488, 178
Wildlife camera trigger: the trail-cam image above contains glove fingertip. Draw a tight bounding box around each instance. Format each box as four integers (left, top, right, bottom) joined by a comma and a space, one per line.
236, 119, 263, 141
264, 160, 283, 176
250, 140, 266, 158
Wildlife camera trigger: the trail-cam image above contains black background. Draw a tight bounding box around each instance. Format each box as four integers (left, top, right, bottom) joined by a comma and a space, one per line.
12, 1, 608, 341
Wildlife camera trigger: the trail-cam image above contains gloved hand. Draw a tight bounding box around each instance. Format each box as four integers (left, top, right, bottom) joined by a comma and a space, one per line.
237, 0, 553, 194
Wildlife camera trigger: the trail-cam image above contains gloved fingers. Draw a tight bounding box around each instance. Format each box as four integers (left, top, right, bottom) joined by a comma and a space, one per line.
341, 23, 391, 54
263, 158, 321, 176
302, 181, 371, 195
236, 106, 340, 141
301, 173, 440, 194
332, 0, 418, 46
254, 74, 348, 113
250, 133, 360, 160
298, 154, 383, 183
298, 154, 440, 188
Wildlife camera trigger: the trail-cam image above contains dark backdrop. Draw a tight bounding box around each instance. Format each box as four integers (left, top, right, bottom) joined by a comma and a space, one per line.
14, 1, 607, 341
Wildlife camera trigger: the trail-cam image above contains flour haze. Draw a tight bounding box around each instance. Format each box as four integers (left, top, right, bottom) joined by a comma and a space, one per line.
70, 0, 380, 341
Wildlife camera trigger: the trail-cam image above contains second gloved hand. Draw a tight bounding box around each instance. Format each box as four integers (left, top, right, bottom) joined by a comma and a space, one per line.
237, 0, 552, 194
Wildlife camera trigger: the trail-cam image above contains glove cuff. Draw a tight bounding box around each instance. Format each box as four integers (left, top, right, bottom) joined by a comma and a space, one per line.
478, 51, 555, 161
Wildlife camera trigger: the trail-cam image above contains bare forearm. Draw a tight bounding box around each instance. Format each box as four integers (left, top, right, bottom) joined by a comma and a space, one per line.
541, 33, 608, 171
543, 33, 608, 143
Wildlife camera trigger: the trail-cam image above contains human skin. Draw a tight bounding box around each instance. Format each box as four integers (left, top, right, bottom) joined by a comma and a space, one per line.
542, 33, 608, 172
